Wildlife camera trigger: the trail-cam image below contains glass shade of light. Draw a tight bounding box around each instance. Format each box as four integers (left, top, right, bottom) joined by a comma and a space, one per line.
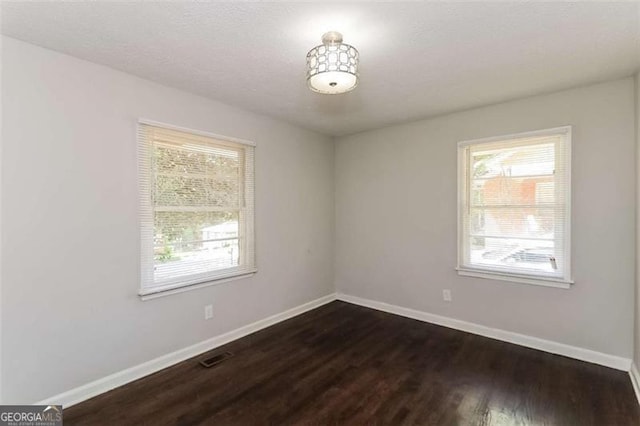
306, 42, 359, 94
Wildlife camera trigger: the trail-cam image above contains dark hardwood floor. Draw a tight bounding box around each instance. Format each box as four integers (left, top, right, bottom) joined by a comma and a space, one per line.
64, 301, 640, 425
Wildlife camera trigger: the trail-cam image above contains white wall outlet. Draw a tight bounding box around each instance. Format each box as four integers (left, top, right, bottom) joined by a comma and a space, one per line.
442, 289, 452, 302
204, 304, 213, 320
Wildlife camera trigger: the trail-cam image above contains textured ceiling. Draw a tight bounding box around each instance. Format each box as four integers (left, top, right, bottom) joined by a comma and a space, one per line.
2, 2, 639, 136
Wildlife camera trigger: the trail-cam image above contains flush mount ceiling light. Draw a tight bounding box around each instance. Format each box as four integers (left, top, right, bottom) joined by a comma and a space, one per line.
306, 31, 359, 94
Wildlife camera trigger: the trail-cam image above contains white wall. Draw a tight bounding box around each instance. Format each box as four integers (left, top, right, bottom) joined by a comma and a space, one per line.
336, 78, 636, 359
0, 34, 4, 404
635, 72, 640, 369
1, 37, 335, 403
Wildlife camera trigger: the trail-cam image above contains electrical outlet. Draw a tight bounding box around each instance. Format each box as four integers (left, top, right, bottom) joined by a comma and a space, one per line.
204, 304, 213, 320
442, 289, 452, 302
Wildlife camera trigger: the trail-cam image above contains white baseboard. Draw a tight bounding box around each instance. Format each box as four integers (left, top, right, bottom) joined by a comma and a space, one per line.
37, 291, 635, 409
630, 363, 640, 405
37, 293, 337, 408
336, 293, 632, 371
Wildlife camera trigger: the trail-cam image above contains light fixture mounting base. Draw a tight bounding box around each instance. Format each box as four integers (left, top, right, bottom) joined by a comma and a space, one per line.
321, 31, 343, 46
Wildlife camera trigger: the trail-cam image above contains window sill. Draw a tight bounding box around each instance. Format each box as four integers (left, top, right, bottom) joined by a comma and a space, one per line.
139, 270, 257, 301
456, 267, 573, 289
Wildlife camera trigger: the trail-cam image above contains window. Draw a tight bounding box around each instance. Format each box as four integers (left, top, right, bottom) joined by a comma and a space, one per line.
138, 121, 255, 297
457, 127, 571, 287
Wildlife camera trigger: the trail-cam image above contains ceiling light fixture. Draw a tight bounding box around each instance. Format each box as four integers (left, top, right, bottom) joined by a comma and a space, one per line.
306, 31, 359, 94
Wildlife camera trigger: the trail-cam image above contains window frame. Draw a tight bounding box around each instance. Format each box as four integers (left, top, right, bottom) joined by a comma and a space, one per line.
137, 119, 256, 299
456, 126, 573, 289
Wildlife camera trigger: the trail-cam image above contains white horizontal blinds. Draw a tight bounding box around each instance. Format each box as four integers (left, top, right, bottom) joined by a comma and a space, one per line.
138, 123, 255, 293
240, 144, 255, 271
460, 130, 570, 280
138, 124, 155, 290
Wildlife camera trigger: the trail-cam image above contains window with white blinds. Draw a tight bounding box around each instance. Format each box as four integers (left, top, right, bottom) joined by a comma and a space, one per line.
138, 121, 256, 296
457, 127, 572, 287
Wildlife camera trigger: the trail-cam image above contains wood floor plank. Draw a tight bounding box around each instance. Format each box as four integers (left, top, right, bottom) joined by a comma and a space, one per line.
64, 301, 640, 425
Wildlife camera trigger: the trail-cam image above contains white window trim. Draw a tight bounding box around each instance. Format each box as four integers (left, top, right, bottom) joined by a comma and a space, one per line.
456, 126, 573, 288
137, 119, 256, 299
138, 118, 256, 147
139, 272, 256, 301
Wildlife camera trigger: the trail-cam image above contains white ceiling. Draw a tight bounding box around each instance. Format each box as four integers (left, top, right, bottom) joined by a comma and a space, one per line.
2, 2, 639, 137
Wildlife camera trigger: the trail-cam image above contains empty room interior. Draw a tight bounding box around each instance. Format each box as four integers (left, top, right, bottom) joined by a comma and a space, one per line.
2, 1, 640, 425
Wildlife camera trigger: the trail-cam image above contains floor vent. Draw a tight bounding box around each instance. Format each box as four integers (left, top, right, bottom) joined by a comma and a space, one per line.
199, 351, 233, 368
